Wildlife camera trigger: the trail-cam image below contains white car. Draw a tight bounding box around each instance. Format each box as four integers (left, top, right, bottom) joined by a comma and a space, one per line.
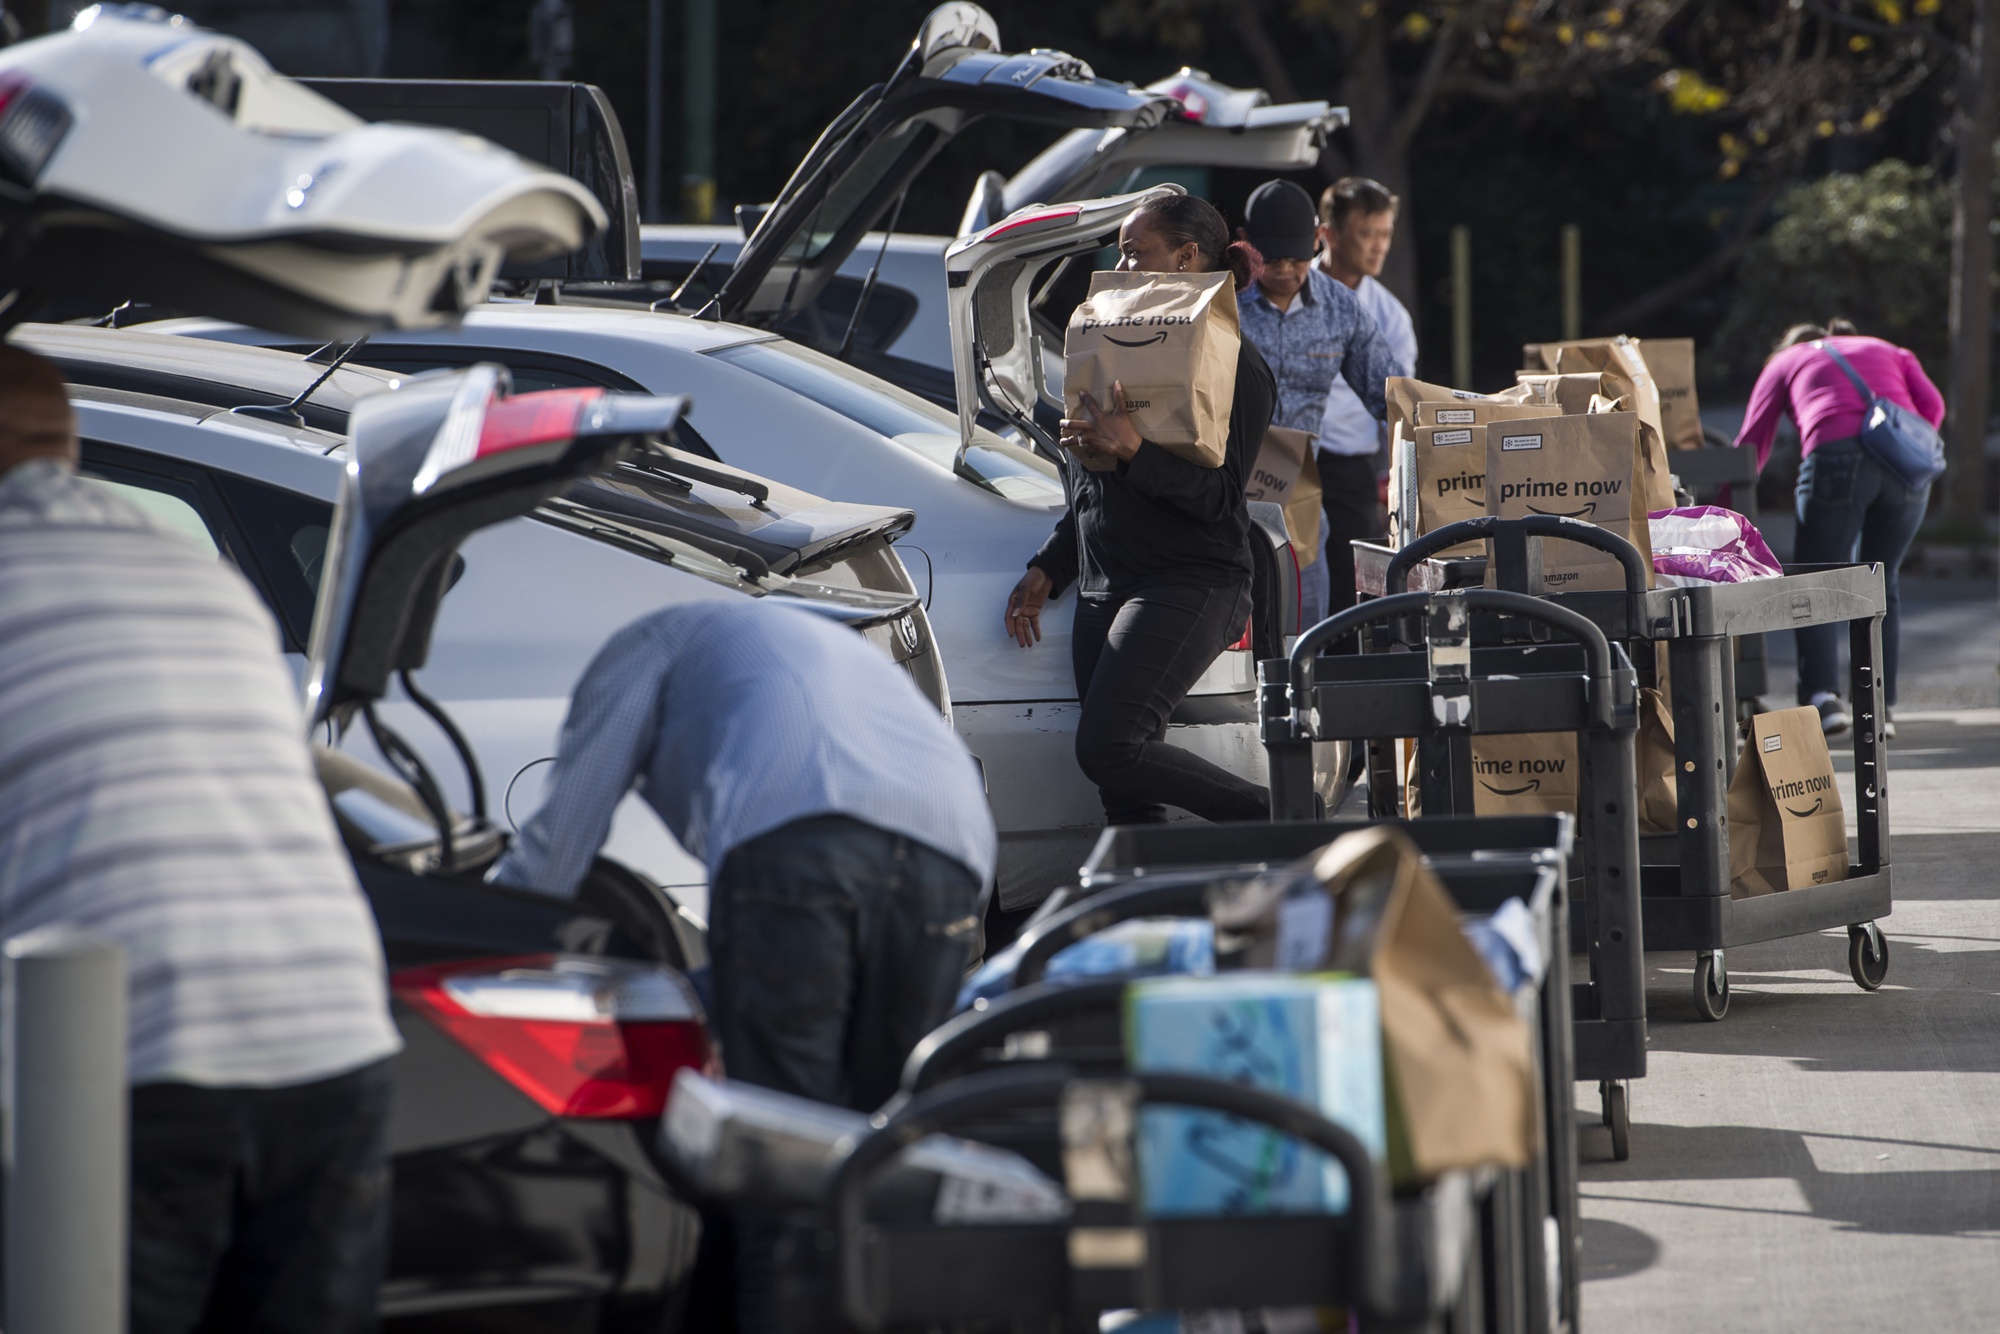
47, 327, 939, 917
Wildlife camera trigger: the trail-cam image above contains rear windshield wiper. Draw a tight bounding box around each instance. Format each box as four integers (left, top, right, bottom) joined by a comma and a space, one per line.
637, 446, 771, 509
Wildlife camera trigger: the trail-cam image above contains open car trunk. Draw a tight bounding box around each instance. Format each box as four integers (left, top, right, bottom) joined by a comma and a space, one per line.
709, 2, 1175, 331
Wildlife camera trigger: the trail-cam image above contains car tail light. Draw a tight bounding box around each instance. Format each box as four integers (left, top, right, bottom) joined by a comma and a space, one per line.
1229, 619, 1253, 652
477, 387, 606, 459
393, 954, 714, 1120
0, 72, 71, 183
980, 205, 1083, 241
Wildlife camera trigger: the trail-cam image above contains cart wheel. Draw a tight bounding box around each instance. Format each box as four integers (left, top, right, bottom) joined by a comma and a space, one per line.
1602, 1081, 1630, 1161
1848, 922, 1889, 991
1694, 950, 1730, 1022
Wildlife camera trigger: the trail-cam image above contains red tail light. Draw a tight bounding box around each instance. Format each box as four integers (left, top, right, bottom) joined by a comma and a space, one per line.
477, 387, 606, 459
393, 954, 714, 1120
1229, 620, 1253, 652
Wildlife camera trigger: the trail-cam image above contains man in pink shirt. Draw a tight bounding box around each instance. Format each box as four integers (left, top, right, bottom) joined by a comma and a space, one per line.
1734, 320, 1945, 737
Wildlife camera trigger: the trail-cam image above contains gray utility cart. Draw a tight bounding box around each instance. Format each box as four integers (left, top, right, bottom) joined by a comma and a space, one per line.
1358, 515, 1893, 1025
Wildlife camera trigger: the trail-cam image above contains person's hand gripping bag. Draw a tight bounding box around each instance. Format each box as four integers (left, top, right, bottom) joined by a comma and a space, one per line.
1209, 827, 1540, 1184
1064, 270, 1240, 471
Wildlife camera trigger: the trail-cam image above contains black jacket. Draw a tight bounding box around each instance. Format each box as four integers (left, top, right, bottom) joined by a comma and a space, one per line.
1031, 339, 1276, 600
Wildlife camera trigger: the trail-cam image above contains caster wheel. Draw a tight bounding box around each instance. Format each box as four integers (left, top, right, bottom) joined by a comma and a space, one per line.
1694, 950, 1730, 1021
1600, 1080, 1630, 1161
1849, 923, 1889, 991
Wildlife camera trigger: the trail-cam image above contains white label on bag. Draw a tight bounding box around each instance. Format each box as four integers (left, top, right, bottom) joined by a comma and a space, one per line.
1500, 434, 1545, 451
1764, 735, 1783, 752
1436, 408, 1478, 424
1275, 892, 1333, 971
1434, 428, 1475, 446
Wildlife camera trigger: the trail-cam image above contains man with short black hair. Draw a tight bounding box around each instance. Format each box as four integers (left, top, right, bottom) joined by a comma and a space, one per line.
1315, 177, 1418, 623
0, 345, 402, 1333
1235, 179, 1396, 623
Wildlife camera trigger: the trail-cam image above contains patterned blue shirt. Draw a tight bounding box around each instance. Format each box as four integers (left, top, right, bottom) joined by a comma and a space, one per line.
1237, 267, 1395, 434
491, 599, 996, 893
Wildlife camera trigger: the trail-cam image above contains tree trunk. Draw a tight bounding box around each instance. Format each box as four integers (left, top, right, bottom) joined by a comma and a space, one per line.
1339, 21, 1421, 342
1947, 0, 1996, 529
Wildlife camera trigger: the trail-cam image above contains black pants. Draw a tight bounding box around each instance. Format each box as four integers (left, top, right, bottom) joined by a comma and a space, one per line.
710, 815, 982, 1334
130, 1059, 394, 1334
1318, 450, 1384, 621
1071, 582, 1269, 825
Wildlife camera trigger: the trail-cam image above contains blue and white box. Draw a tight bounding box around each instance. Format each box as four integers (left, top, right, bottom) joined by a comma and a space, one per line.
1125, 974, 1386, 1217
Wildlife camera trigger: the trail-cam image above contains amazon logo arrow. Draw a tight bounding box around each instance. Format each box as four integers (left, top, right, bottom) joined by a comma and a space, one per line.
1105, 331, 1171, 347
1784, 797, 1825, 818
1526, 502, 1598, 519
1480, 778, 1542, 797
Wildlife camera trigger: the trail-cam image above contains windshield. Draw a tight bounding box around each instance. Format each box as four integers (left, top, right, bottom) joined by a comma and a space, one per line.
711, 339, 1063, 504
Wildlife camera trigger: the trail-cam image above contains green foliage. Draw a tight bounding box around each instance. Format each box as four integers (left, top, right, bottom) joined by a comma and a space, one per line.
1710, 159, 1953, 389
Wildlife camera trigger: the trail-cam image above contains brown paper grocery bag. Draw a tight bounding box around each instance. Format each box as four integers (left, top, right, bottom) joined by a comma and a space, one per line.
1526, 336, 1704, 452
1206, 827, 1539, 1180
1416, 399, 1561, 428
1727, 707, 1850, 898
1471, 732, 1579, 816
1635, 687, 1678, 834
1513, 370, 1615, 417
1065, 270, 1240, 468
1411, 423, 1488, 556
1245, 424, 1323, 565
1484, 412, 1655, 592
1385, 375, 1503, 442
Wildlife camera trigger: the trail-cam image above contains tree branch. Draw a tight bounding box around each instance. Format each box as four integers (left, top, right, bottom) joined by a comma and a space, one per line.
1231, 0, 1300, 103
1390, 17, 1461, 154
1800, 0, 1968, 66
1592, 173, 1786, 330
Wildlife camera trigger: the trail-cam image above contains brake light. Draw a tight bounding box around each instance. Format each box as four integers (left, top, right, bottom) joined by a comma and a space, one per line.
1229, 619, 1253, 652
393, 954, 714, 1120
477, 387, 606, 459
0, 72, 71, 183
981, 206, 1083, 241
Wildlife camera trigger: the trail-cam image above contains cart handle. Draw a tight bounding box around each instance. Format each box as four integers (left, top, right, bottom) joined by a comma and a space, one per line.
1288, 588, 1616, 695
899, 976, 1130, 1095
1012, 874, 1219, 990
832, 1065, 1392, 1329
1385, 514, 1649, 598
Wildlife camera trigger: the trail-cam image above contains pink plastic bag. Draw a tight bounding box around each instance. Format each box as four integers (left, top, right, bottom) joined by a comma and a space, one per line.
1646, 506, 1783, 586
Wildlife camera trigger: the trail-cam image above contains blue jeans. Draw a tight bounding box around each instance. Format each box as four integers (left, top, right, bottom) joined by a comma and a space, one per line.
1793, 435, 1928, 706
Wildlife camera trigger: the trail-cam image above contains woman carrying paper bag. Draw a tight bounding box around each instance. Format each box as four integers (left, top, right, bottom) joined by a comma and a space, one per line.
1003, 194, 1276, 826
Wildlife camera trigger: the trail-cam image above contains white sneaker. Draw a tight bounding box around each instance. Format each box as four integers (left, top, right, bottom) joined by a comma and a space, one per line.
1812, 694, 1852, 736
1882, 707, 1896, 741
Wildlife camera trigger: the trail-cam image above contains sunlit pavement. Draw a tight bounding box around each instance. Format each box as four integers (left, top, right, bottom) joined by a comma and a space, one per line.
1577, 575, 2000, 1330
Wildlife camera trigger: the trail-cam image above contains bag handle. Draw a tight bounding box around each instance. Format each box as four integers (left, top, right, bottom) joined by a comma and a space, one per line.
1813, 340, 1880, 410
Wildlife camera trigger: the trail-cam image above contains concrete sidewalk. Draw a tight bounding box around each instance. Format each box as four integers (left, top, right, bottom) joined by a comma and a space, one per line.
1576, 577, 2000, 1331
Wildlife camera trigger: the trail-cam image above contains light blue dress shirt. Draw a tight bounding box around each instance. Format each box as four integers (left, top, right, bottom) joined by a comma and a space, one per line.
491, 599, 997, 895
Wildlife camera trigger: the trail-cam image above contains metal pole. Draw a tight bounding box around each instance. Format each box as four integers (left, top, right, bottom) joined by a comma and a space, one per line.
1451, 224, 1472, 389
1560, 224, 1581, 343
4, 927, 127, 1334
1947, 0, 1996, 533
681, 0, 717, 223
644, 0, 664, 223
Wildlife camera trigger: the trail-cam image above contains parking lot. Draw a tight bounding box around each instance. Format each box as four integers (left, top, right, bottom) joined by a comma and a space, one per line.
1578, 574, 2000, 1330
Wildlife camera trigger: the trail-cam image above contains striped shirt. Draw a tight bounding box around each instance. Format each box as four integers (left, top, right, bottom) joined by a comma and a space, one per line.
491, 599, 996, 894
0, 460, 400, 1088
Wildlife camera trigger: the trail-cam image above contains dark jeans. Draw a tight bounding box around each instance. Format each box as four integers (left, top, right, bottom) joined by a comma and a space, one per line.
1318, 450, 1385, 622
711, 815, 981, 1333
1793, 435, 1928, 706
1071, 582, 1269, 825
129, 1059, 394, 1334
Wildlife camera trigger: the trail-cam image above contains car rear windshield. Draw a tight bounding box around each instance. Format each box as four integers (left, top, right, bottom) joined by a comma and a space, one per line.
710, 339, 1062, 504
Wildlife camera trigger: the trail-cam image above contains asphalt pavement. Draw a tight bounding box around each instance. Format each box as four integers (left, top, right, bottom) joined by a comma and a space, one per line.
1576, 573, 2000, 1331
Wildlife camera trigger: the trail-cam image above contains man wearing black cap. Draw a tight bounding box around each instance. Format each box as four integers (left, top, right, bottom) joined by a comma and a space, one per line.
1235, 179, 1397, 624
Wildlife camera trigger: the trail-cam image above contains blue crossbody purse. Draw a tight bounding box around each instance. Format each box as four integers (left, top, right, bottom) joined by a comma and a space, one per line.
1814, 340, 1947, 490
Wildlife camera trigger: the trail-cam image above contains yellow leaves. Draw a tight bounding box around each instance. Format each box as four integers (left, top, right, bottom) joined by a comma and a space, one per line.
1752, 126, 1770, 145
1659, 68, 1731, 115
1860, 107, 1886, 131
1556, 22, 1575, 42
1817, 119, 1838, 137
1603, 7, 1625, 26
1719, 131, 1746, 158
1914, 0, 1940, 13
1399, 10, 1433, 39
1870, 0, 1903, 21
1849, 34, 1872, 51
1583, 29, 1609, 48
1720, 159, 1741, 179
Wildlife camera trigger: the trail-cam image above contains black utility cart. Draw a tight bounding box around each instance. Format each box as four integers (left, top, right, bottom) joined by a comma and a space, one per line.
1370, 516, 1894, 1023
1258, 572, 1648, 1160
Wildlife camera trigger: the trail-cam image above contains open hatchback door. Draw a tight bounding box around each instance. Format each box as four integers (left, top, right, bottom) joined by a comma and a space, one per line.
0, 9, 605, 335
709, 1, 1176, 330
964, 69, 1346, 232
